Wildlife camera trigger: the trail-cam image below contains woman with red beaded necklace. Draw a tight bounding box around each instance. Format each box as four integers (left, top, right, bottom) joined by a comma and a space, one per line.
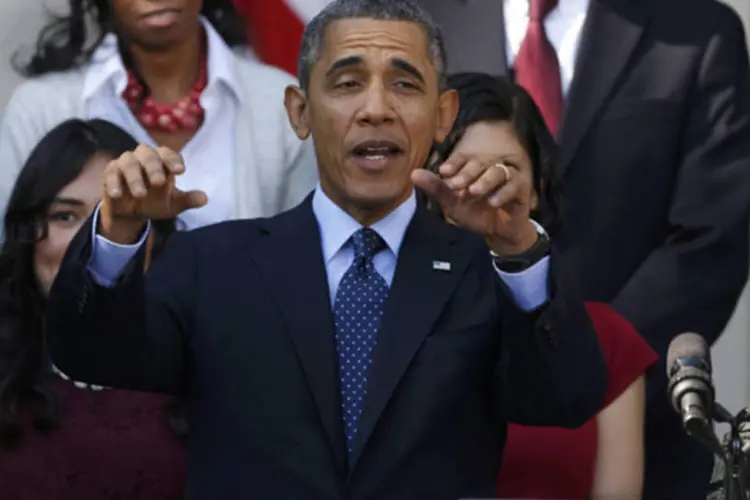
0, 0, 318, 230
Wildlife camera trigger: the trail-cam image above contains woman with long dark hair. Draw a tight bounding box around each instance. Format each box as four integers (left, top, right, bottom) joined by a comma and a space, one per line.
0, 0, 317, 230
430, 73, 659, 499
0, 119, 186, 498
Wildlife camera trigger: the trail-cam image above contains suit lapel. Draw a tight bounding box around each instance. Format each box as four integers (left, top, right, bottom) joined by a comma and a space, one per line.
251, 197, 348, 476
557, 0, 648, 174
349, 207, 472, 469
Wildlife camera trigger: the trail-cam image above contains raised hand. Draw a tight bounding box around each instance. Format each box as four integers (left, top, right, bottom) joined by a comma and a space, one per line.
412, 152, 538, 256
99, 145, 208, 244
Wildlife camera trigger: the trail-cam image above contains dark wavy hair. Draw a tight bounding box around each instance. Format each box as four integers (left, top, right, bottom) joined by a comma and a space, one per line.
14, 0, 246, 77
428, 72, 563, 236
0, 119, 180, 449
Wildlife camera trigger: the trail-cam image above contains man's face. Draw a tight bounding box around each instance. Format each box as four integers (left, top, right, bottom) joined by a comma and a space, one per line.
113, 0, 202, 51
286, 18, 458, 221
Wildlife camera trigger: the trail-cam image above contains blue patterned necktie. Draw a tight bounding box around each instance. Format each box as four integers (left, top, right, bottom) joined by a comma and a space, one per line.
333, 228, 389, 455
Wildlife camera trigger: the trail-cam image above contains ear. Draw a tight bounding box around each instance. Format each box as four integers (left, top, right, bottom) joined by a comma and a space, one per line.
433, 88, 459, 144
284, 85, 311, 140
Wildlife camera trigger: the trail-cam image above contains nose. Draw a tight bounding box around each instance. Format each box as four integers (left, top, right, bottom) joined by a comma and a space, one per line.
355, 82, 396, 126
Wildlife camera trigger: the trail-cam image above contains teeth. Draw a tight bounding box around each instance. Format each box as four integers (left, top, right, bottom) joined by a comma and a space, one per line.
365, 155, 386, 160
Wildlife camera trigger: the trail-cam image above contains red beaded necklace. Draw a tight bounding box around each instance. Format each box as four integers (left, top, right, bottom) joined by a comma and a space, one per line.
122, 49, 208, 133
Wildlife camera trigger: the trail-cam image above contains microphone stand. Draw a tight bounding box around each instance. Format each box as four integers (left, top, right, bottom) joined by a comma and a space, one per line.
714, 404, 750, 500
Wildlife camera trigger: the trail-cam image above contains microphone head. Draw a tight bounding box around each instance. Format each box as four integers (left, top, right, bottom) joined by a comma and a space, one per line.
666, 332, 711, 378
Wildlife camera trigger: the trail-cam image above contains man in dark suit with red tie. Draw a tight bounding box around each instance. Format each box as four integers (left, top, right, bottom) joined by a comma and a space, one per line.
44, 1, 606, 498
417, 0, 750, 497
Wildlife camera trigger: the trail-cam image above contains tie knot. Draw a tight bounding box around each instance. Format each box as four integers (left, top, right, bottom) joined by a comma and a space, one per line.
351, 228, 386, 263
530, 0, 557, 20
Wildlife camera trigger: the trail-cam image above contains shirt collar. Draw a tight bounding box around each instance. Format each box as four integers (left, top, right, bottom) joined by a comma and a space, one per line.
82, 16, 241, 102
504, 0, 588, 15
312, 185, 417, 264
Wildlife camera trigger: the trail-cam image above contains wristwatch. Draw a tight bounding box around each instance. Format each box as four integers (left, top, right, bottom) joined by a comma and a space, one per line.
492, 226, 550, 273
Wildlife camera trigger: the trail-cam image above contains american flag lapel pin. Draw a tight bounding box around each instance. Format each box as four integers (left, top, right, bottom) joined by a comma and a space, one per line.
432, 260, 451, 272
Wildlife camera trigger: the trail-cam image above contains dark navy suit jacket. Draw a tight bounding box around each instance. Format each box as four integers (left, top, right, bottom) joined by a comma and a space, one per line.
46, 197, 605, 499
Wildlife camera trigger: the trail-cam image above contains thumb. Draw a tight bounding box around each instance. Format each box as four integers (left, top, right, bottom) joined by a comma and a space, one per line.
411, 169, 457, 207
172, 189, 208, 213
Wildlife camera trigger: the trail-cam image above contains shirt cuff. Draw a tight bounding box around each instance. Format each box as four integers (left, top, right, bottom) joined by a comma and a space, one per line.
494, 255, 550, 311
87, 203, 150, 287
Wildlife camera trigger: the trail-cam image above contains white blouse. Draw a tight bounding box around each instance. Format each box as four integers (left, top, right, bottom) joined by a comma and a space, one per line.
0, 20, 318, 228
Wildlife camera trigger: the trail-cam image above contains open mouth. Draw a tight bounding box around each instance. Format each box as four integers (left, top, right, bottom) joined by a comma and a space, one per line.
141, 9, 181, 28
351, 140, 404, 168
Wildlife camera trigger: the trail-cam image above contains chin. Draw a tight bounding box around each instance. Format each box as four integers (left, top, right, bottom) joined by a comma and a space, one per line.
347, 185, 410, 211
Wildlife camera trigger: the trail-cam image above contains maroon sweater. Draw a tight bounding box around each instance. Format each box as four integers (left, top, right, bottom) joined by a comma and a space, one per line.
0, 378, 186, 499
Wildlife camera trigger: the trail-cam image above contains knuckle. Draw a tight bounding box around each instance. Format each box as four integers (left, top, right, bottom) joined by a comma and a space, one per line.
134, 143, 152, 155
135, 145, 158, 164
104, 160, 119, 176
119, 153, 139, 171
155, 145, 175, 159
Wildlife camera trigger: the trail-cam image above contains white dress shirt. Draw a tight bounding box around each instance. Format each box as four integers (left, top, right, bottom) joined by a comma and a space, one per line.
0, 18, 318, 229
87, 188, 551, 311
84, 18, 239, 230
504, 0, 589, 95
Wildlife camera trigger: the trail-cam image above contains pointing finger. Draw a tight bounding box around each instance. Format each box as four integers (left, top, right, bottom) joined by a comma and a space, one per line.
133, 144, 163, 174
120, 153, 147, 198
437, 151, 468, 177
487, 182, 521, 208
156, 146, 185, 175
445, 158, 485, 190
103, 159, 125, 198
468, 162, 512, 197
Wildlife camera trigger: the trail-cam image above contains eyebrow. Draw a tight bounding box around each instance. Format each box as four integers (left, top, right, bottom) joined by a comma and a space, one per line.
325, 55, 364, 77
325, 55, 425, 83
51, 197, 85, 206
391, 58, 424, 83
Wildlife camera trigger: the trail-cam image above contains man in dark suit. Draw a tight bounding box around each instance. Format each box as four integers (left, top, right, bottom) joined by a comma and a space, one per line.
417, 0, 750, 497
46, 1, 606, 498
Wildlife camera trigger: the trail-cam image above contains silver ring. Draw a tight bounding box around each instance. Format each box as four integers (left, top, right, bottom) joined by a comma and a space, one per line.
493, 162, 511, 183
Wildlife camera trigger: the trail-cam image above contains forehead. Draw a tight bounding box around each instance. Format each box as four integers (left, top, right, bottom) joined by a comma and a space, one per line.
319, 18, 433, 68
56, 153, 110, 201
455, 121, 524, 154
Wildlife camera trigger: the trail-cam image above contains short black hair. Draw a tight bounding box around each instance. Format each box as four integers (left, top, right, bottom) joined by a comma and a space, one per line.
297, 0, 447, 91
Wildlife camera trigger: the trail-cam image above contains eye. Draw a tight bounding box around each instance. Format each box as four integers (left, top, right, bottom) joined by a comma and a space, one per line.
49, 211, 78, 223
334, 80, 361, 89
395, 81, 419, 90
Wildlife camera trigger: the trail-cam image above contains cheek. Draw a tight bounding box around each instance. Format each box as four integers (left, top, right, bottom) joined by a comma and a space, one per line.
111, 1, 140, 34
111, 1, 130, 22
34, 226, 79, 288
312, 108, 350, 158
404, 109, 437, 158
186, 0, 203, 15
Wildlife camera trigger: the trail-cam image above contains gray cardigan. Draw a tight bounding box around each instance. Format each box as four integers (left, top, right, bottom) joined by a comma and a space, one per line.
0, 54, 318, 220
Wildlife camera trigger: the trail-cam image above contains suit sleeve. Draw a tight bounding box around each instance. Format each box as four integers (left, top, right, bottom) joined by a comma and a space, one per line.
498, 247, 607, 428
46, 215, 195, 395
611, 9, 750, 405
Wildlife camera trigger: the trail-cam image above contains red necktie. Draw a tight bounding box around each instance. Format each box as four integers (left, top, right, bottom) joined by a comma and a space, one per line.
513, 0, 563, 136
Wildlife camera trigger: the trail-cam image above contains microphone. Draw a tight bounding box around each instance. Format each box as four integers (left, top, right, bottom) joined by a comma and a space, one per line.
666, 332, 723, 457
